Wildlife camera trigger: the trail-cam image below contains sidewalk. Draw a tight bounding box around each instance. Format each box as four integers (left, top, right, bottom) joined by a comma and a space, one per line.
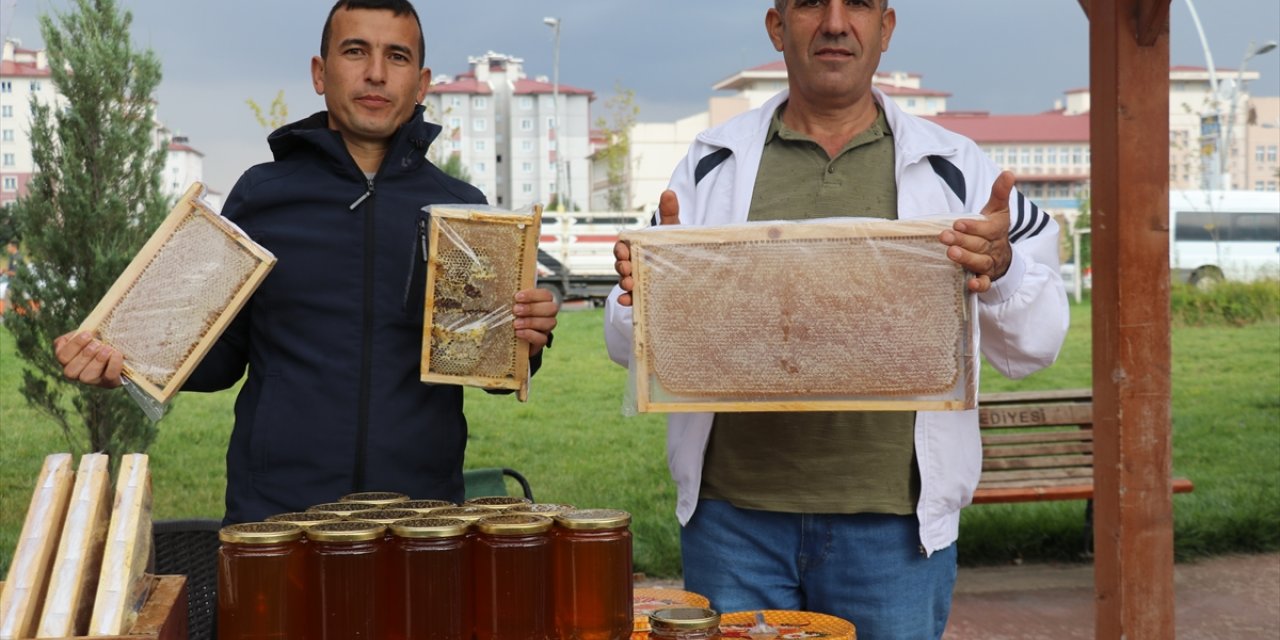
637, 553, 1280, 638
946, 553, 1280, 639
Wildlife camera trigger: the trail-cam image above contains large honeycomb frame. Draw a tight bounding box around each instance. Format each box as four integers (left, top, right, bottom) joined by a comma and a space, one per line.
420, 205, 542, 400
623, 217, 978, 413
78, 183, 276, 404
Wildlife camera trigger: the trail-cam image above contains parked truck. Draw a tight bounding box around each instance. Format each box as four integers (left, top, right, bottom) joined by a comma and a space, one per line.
536, 211, 648, 306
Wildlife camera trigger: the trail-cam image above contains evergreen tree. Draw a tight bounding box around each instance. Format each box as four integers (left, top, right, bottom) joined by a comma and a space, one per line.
439, 152, 472, 183
6, 0, 168, 457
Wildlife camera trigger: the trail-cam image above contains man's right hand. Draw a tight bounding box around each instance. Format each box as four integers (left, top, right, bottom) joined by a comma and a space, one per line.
615, 189, 681, 307
54, 331, 124, 389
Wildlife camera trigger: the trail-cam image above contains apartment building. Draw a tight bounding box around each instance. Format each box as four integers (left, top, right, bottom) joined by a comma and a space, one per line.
0, 39, 211, 209
423, 51, 593, 210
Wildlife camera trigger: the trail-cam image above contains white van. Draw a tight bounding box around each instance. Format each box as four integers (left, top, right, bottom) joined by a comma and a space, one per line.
1169, 190, 1280, 285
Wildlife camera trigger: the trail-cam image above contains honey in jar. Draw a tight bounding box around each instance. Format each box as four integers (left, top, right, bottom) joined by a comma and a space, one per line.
648, 608, 722, 640
339, 490, 410, 505
217, 522, 307, 640
387, 517, 472, 640
473, 514, 554, 640
306, 520, 387, 640
553, 509, 633, 640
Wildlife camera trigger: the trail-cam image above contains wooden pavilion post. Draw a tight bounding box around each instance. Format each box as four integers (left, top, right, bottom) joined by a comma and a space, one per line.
1086, 0, 1176, 637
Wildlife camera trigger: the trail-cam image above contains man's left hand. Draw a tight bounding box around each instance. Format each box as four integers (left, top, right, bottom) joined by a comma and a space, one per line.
513, 288, 558, 355
939, 171, 1016, 293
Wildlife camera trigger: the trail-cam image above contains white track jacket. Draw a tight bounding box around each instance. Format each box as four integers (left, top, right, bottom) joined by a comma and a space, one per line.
604, 88, 1070, 555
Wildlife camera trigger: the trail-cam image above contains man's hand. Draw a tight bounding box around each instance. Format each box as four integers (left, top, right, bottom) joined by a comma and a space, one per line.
513, 288, 558, 355
939, 171, 1016, 293
54, 331, 124, 389
615, 189, 681, 307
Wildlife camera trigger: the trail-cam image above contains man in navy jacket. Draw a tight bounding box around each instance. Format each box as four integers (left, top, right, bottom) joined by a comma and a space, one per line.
55, 0, 559, 523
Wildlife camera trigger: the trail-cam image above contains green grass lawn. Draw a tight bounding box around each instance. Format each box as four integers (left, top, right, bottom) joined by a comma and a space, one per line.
2, 301, 1278, 577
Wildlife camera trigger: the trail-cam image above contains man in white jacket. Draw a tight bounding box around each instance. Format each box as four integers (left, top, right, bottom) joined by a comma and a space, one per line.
605, 1, 1068, 637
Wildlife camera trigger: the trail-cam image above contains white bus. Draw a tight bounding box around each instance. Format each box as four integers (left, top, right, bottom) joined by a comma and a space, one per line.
1170, 190, 1280, 285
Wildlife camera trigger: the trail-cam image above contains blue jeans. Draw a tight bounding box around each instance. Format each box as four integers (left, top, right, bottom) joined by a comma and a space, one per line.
681, 499, 956, 640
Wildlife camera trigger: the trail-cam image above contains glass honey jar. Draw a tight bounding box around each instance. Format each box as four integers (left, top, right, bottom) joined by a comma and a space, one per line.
553, 509, 633, 640
306, 520, 387, 640
356, 508, 422, 540
504, 503, 576, 518
387, 517, 472, 640
648, 608, 722, 640
339, 490, 409, 506
217, 522, 307, 640
473, 514, 554, 640
399, 499, 456, 515
464, 495, 534, 510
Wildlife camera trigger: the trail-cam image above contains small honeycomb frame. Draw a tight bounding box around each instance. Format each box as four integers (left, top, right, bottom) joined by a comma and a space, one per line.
420, 205, 541, 400
622, 217, 977, 413
78, 183, 276, 404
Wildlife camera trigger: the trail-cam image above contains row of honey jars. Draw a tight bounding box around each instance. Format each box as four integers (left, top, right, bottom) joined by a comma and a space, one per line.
219, 507, 632, 640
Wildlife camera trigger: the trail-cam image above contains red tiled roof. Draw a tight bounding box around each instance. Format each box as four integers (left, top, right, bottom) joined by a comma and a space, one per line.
429, 76, 492, 95
0, 60, 51, 78
168, 142, 204, 156
875, 84, 950, 98
513, 78, 593, 98
925, 112, 1090, 143
746, 60, 787, 72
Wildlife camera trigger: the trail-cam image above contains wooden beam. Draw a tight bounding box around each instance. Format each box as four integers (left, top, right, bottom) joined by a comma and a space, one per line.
1079, 0, 1090, 19
1089, 0, 1176, 638
1137, 0, 1171, 46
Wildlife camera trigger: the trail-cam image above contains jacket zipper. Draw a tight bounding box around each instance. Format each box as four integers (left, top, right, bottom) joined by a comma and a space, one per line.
402, 216, 430, 311
353, 176, 375, 492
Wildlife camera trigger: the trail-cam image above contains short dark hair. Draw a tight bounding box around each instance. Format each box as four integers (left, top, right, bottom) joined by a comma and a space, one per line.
320, 0, 426, 68
773, 0, 889, 12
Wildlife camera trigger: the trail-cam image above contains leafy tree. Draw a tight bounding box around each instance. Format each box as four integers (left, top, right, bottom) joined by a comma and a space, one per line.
438, 152, 472, 183
6, 0, 168, 457
593, 83, 640, 211
246, 90, 289, 131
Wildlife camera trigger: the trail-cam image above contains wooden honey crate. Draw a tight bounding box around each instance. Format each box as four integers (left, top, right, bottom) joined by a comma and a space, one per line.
0, 575, 187, 640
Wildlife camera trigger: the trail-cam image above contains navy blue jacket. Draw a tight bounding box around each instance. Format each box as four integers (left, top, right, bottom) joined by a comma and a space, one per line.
186, 107, 523, 523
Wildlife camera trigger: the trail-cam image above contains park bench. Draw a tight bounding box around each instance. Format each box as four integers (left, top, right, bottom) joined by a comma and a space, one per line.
972, 388, 1195, 543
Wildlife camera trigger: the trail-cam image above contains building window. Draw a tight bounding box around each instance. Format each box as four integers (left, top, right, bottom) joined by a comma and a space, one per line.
549, 140, 557, 151
1047, 148, 1057, 165
450, 140, 461, 151
522, 183, 533, 194
521, 161, 532, 173
2, 153, 14, 166
30, 80, 41, 92
450, 95, 463, 108
448, 117, 461, 130
519, 96, 533, 110
472, 118, 487, 132
1, 105, 12, 118
520, 118, 533, 131
993, 148, 1005, 164
474, 140, 486, 152
475, 161, 486, 173
2, 176, 16, 191
473, 97, 487, 109
1, 130, 12, 142
547, 117, 556, 130
521, 140, 534, 152
1269, 146, 1278, 162
0, 81, 11, 93
907, 98, 917, 108
548, 182, 555, 194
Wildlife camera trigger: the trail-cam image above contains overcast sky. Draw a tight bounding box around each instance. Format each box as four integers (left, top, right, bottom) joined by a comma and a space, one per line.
3, 0, 1278, 195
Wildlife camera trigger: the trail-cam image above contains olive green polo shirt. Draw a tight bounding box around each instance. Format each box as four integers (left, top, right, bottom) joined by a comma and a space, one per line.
699, 102, 921, 515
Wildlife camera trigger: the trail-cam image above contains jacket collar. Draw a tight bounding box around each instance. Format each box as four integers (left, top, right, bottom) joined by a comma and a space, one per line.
697, 87, 959, 167
266, 104, 442, 176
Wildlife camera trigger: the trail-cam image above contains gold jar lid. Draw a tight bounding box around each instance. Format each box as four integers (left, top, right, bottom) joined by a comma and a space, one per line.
219, 522, 303, 545
339, 491, 409, 505
306, 520, 385, 543
718, 610, 854, 640
265, 511, 342, 528
464, 495, 534, 509
504, 503, 576, 517
399, 499, 456, 514
555, 508, 632, 530
355, 508, 421, 525
431, 506, 499, 523
649, 607, 721, 632
390, 517, 470, 539
474, 514, 553, 536
306, 502, 380, 518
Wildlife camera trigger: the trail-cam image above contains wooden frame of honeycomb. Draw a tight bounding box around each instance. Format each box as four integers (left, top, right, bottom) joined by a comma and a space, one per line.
420, 205, 542, 401
623, 217, 978, 413
78, 182, 276, 404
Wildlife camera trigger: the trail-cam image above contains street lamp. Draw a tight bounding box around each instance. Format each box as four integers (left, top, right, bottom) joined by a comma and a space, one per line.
1222, 40, 1278, 189
543, 16, 563, 212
